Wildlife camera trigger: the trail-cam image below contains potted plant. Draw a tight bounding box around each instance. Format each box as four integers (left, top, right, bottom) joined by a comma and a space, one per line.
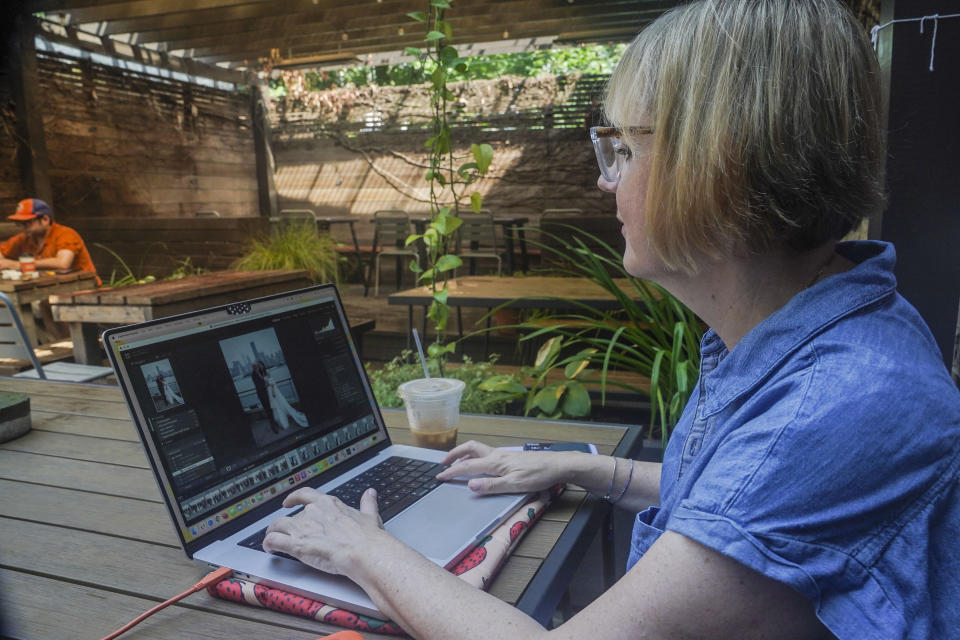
478, 225, 704, 453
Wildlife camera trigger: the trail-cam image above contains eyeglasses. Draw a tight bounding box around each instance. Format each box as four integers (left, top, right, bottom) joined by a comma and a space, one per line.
589, 126, 654, 184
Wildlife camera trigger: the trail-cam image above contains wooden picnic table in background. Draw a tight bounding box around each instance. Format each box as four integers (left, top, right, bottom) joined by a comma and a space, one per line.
389, 275, 648, 349
0, 377, 643, 639
0, 271, 98, 345
49, 270, 314, 364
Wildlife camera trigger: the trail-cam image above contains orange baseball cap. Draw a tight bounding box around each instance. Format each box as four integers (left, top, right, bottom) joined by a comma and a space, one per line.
9, 198, 52, 221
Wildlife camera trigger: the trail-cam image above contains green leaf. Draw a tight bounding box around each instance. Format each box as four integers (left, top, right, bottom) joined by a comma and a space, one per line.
439, 46, 458, 64
457, 162, 478, 178
532, 384, 564, 414
435, 254, 462, 272
425, 30, 446, 41
404, 233, 421, 246
406, 11, 427, 22
470, 143, 494, 174
430, 0, 452, 8
440, 19, 454, 39
470, 191, 483, 213
403, 46, 423, 57
479, 375, 527, 394
535, 336, 563, 369
427, 300, 449, 330
564, 354, 593, 379
433, 213, 462, 235
409, 261, 423, 273
560, 381, 591, 417
433, 286, 449, 304
455, 62, 468, 74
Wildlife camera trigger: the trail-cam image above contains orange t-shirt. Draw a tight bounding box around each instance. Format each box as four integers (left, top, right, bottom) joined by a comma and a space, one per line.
0, 222, 98, 278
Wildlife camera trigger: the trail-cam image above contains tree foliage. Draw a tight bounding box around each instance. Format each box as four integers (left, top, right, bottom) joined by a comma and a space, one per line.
268, 44, 625, 94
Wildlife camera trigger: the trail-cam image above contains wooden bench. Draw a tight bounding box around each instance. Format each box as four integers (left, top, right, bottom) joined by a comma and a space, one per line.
0, 339, 76, 376
50, 270, 313, 364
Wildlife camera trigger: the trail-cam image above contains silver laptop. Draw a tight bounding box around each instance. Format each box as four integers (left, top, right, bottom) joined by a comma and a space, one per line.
103, 284, 529, 618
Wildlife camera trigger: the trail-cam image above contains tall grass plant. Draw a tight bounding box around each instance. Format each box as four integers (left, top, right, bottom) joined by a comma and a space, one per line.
232, 221, 340, 283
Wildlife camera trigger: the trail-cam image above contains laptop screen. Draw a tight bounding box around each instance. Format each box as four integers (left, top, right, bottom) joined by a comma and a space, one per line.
105, 285, 388, 547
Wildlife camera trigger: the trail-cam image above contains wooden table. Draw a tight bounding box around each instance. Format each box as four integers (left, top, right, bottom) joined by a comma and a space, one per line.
389, 275, 644, 349
49, 270, 314, 365
0, 271, 98, 346
0, 377, 643, 639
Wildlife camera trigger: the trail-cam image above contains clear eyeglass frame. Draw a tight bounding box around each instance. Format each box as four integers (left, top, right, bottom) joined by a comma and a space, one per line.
589, 126, 654, 184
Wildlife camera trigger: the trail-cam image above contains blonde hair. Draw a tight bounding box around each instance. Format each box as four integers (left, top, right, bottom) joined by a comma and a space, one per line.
604, 0, 885, 273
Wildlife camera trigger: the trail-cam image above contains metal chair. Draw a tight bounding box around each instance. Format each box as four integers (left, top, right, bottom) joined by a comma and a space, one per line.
455, 211, 502, 277
371, 210, 418, 296
0, 292, 113, 382
278, 209, 317, 221
272, 209, 318, 231
540, 208, 584, 217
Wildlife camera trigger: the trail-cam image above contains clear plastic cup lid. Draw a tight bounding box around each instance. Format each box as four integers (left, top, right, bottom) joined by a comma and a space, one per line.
397, 377, 465, 400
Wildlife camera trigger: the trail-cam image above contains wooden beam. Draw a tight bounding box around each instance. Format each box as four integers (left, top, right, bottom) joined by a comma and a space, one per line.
139, 0, 647, 49
250, 86, 277, 218
33, 18, 255, 86
93, 0, 345, 36
35, 0, 275, 24
31, 0, 677, 68
10, 26, 54, 204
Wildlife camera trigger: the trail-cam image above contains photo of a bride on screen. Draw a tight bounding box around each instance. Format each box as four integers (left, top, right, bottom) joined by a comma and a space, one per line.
140, 359, 185, 412
218, 328, 309, 445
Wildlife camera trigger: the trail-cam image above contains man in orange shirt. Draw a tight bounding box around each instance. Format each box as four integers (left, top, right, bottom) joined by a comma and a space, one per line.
0, 198, 99, 339
0, 198, 98, 280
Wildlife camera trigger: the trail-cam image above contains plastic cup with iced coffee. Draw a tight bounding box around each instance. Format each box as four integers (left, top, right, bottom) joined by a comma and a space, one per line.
397, 378, 465, 451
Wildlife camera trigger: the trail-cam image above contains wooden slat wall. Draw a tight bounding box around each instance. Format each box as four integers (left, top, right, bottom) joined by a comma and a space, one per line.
34, 50, 259, 220
0, 89, 23, 216
271, 73, 614, 238
67, 217, 269, 279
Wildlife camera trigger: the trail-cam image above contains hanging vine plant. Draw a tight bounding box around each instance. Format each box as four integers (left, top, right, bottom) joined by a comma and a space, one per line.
404, 0, 494, 371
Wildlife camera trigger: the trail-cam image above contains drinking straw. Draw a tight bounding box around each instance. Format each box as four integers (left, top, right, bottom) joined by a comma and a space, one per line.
412, 328, 430, 378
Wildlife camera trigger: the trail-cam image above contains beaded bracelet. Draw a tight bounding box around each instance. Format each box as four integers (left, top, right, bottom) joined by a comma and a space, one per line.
608, 458, 635, 504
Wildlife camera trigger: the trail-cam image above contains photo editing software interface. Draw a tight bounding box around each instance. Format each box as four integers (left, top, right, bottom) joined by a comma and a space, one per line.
115, 294, 382, 542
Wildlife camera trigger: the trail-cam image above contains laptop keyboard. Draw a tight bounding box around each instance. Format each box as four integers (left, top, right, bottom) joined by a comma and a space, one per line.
238, 456, 446, 555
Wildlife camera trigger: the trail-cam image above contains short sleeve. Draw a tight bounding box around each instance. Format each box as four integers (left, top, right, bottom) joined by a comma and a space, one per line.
0, 234, 24, 258
51, 226, 83, 254
660, 352, 958, 639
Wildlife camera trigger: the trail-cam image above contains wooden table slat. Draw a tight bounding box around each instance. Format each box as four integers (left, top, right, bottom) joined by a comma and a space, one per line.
1, 569, 394, 640
0, 449, 161, 500
0, 428, 149, 467
0, 478, 178, 546
0, 377, 643, 636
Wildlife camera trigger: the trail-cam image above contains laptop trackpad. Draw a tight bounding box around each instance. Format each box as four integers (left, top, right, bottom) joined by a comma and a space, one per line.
384, 482, 522, 565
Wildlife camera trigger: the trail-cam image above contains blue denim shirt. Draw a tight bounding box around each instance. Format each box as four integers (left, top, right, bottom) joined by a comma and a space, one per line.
628, 241, 960, 639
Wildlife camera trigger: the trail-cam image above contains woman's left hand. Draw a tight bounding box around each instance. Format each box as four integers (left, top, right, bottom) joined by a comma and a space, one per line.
262, 487, 387, 576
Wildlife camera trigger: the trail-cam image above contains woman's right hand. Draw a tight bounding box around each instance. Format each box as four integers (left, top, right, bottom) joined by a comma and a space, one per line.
435, 440, 573, 494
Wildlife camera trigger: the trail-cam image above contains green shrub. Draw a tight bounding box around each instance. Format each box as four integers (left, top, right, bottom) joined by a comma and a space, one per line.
366, 351, 517, 415
232, 221, 340, 283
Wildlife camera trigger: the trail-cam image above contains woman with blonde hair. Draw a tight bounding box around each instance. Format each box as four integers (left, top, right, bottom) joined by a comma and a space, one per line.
264, 2, 960, 638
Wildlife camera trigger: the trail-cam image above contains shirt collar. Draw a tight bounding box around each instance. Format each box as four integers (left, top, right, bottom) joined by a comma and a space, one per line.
698, 240, 898, 414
